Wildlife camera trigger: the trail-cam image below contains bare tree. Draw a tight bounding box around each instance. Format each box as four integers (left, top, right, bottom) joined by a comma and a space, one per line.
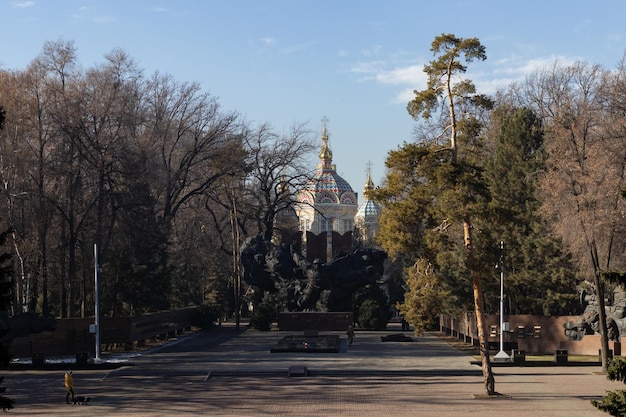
199, 122, 314, 327
136, 72, 248, 312
0, 40, 81, 316
512, 61, 626, 370
38, 46, 146, 317
0, 69, 36, 314
0, 41, 313, 321
141, 72, 245, 225
240, 122, 314, 242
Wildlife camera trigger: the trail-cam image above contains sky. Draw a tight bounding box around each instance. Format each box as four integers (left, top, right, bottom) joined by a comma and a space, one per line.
2, 1, 626, 196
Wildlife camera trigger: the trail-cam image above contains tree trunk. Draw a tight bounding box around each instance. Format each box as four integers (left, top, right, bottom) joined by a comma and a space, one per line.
446, 60, 458, 164
591, 240, 610, 371
472, 269, 495, 394
594, 273, 610, 371
464, 219, 495, 395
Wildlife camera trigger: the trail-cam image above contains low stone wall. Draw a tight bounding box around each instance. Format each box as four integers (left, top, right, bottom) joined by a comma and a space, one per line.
279, 312, 353, 331
440, 313, 621, 356
9, 318, 94, 359
560, 335, 622, 356
9, 307, 198, 358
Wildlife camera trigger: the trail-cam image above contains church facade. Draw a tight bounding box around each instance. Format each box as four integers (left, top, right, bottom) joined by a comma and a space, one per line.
294, 126, 381, 263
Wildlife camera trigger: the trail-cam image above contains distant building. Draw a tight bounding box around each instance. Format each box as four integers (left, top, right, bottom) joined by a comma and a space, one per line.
294, 125, 381, 263
354, 169, 382, 249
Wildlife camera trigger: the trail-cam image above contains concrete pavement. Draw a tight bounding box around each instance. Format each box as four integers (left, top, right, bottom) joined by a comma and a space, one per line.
1, 325, 623, 416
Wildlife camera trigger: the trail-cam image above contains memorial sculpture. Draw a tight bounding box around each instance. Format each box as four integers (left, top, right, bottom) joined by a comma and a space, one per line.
564, 285, 626, 341
240, 235, 387, 312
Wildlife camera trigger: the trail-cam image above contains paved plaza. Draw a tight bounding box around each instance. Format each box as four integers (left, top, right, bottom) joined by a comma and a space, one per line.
1, 325, 624, 416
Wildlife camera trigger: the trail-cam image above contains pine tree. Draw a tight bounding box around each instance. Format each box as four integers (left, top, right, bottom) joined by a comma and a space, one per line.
375, 34, 497, 395
483, 106, 578, 315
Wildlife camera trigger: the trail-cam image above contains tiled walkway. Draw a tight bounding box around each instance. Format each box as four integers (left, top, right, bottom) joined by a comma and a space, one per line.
2, 326, 623, 416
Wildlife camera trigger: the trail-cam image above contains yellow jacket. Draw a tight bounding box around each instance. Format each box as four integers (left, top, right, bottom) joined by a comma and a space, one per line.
64, 372, 74, 388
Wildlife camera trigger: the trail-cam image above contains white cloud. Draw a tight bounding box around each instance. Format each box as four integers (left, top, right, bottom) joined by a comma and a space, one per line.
350, 60, 384, 75
71, 6, 91, 20
351, 61, 425, 86
375, 64, 424, 86
250, 37, 279, 55
480, 54, 578, 93
13, 1, 35, 8
350, 60, 426, 104
280, 40, 318, 55
360, 45, 381, 57
260, 37, 277, 47
72, 6, 115, 23
394, 87, 417, 105
521, 56, 578, 73
351, 49, 585, 105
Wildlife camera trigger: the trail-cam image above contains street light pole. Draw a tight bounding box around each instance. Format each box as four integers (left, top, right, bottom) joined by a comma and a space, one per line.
94, 243, 101, 362
229, 187, 241, 331
494, 241, 510, 362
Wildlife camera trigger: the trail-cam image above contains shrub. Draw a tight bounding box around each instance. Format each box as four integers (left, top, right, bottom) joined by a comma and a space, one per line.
192, 302, 220, 329
592, 389, 626, 416
249, 303, 275, 331
592, 357, 626, 416
358, 299, 390, 330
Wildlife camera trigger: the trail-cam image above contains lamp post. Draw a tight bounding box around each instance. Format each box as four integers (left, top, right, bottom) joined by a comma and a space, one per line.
229, 186, 241, 331
94, 244, 101, 363
494, 241, 510, 362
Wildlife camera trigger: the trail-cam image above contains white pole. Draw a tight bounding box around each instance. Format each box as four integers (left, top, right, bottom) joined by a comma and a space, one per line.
494, 241, 510, 361
493, 241, 510, 361
499, 241, 504, 352
94, 243, 101, 361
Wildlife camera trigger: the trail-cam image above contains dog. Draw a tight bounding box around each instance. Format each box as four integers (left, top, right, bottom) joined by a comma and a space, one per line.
72, 396, 91, 405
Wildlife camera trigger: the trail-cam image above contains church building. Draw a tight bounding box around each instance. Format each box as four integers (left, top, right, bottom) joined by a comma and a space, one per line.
294, 125, 381, 263
354, 168, 382, 248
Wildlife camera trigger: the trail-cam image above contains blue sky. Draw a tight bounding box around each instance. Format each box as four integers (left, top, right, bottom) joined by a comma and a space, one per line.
2, 1, 626, 194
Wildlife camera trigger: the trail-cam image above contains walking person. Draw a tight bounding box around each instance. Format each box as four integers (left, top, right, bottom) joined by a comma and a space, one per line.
401, 317, 409, 331
346, 325, 355, 346
64, 370, 74, 404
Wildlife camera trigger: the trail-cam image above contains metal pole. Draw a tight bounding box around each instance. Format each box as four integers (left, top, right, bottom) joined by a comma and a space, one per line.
499, 241, 504, 352
94, 243, 101, 361
494, 241, 510, 361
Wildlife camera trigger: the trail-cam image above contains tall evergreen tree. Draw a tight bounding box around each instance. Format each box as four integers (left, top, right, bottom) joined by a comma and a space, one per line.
483, 106, 578, 315
104, 174, 170, 316
410, 33, 496, 396
374, 34, 497, 395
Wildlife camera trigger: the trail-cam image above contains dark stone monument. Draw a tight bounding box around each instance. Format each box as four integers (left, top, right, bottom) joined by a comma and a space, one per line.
564, 285, 626, 341
240, 235, 387, 313
271, 335, 341, 353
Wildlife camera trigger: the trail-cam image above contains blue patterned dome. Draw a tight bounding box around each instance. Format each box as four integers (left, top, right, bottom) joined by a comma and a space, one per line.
355, 174, 381, 223
356, 198, 382, 222
305, 171, 356, 204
